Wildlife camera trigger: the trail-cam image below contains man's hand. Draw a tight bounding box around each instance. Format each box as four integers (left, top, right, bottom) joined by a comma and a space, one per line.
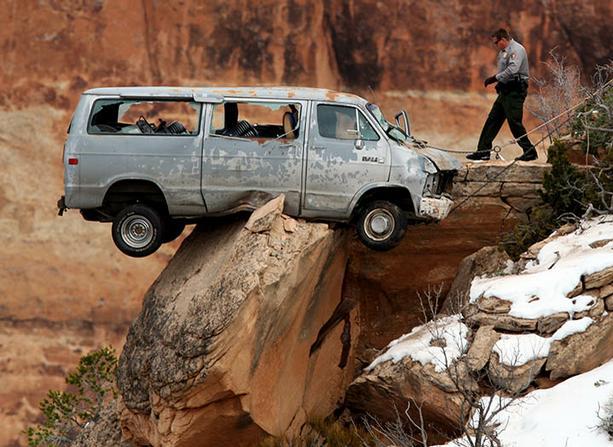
484, 75, 497, 87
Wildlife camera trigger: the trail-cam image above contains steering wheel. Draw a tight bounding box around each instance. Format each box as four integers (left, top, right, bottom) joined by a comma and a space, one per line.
136, 116, 155, 134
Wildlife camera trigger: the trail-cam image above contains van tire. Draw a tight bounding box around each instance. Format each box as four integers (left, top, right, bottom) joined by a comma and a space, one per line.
112, 204, 164, 257
356, 200, 407, 251
162, 219, 186, 243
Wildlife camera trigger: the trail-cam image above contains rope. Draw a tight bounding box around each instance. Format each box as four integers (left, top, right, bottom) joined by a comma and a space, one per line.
448, 159, 519, 215
423, 77, 613, 157
423, 79, 612, 215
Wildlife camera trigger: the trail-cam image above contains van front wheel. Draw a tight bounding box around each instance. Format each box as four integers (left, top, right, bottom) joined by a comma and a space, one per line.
356, 200, 407, 251
112, 204, 164, 257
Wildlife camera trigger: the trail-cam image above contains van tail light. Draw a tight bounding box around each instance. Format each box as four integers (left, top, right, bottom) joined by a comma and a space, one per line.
68, 157, 78, 165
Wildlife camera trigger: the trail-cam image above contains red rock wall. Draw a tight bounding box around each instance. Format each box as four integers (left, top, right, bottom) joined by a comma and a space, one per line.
1, 0, 610, 108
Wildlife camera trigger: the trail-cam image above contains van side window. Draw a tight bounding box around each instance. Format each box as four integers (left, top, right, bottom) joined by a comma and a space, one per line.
317, 105, 379, 141
210, 102, 301, 139
88, 99, 202, 135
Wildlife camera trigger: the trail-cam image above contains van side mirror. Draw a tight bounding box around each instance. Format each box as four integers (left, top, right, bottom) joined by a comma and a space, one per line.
354, 139, 365, 150
395, 110, 411, 136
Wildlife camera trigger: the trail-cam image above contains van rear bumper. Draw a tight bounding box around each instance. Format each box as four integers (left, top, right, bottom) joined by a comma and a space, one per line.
418, 196, 453, 221
57, 196, 67, 216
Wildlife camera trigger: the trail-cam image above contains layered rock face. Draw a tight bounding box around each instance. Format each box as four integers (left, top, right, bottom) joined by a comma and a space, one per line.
117, 197, 357, 447
347, 218, 613, 431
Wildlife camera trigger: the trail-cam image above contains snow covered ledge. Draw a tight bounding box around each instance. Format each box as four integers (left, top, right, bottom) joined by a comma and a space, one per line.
469, 216, 613, 321
464, 217, 613, 380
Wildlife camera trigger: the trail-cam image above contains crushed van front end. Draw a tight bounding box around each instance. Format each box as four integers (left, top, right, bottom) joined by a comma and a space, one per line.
418, 196, 454, 220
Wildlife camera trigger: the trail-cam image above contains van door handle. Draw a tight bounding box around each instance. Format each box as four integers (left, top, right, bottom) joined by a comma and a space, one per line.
279, 143, 296, 148
312, 145, 326, 151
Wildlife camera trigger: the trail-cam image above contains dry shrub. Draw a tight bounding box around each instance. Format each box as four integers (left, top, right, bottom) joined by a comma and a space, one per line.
528, 50, 585, 141
597, 394, 613, 439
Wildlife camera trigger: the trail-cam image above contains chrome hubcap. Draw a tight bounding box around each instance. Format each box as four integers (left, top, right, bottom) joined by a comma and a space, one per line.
121, 216, 153, 249
364, 209, 395, 241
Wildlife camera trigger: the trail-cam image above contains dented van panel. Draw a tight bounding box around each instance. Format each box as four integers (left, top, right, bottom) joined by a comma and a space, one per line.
201, 99, 307, 216
418, 146, 463, 171
60, 86, 458, 227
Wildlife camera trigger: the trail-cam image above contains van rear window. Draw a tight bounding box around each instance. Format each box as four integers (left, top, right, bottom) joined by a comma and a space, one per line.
88, 99, 202, 135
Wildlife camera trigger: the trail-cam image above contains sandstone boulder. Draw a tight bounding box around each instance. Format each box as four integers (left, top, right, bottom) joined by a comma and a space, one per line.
584, 266, 613, 290
117, 199, 355, 447
442, 246, 512, 314
487, 354, 546, 394
345, 316, 476, 443
546, 313, 613, 380
536, 312, 569, 335
599, 284, 613, 299
465, 325, 499, 372
345, 359, 471, 442
464, 311, 538, 332
477, 296, 512, 314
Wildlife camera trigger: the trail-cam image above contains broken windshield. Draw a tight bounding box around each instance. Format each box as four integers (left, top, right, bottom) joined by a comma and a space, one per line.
366, 103, 408, 143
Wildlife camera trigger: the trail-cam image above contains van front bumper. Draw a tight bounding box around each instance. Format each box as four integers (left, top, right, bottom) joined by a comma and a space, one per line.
418, 196, 454, 221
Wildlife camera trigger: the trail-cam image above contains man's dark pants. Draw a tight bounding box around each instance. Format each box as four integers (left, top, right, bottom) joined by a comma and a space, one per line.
477, 85, 535, 155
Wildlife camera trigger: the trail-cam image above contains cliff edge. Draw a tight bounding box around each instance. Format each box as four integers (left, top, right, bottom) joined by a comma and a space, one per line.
117, 196, 356, 447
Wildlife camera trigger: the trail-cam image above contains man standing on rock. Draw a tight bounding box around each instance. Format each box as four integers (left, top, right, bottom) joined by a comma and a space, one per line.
467, 29, 538, 162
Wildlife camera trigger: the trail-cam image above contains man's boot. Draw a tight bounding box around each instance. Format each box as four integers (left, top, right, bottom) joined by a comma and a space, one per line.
515, 148, 537, 161
466, 151, 490, 161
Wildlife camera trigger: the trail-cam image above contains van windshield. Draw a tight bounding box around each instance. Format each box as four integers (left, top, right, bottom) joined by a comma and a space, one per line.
366, 103, 408, 143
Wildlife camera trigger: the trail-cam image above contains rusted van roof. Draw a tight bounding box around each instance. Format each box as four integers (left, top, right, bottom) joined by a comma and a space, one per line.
84, 86, 367, 105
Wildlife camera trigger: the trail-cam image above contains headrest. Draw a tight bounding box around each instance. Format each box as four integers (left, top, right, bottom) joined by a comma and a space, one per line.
283, 111, 298, 139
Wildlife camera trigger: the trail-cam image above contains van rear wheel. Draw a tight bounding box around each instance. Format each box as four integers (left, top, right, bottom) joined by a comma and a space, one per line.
112, 204, 163, 257
356, 200, 407, 251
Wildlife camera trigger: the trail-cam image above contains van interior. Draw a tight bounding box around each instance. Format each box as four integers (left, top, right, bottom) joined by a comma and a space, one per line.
89, 99, 201, 135
211, 102, 301, 139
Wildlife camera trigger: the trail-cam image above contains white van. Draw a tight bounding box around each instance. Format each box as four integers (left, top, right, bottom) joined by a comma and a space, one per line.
58, 86, 460, 257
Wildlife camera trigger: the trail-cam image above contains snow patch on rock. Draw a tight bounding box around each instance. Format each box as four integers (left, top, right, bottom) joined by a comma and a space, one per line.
470, 218, 613, 319
366, 315, 469, 373
493, 317, 593, 366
